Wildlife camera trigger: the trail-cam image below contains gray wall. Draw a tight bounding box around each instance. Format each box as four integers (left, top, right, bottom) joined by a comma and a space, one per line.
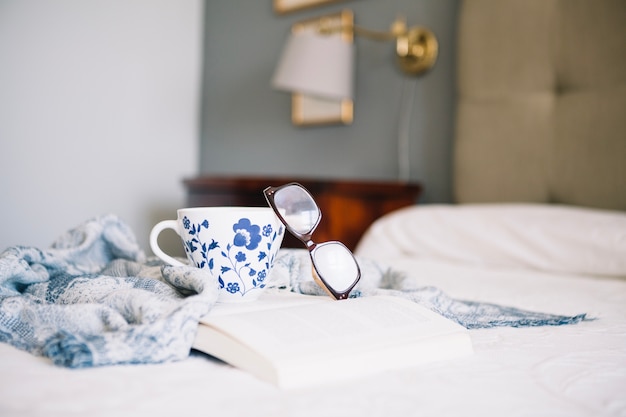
201, 0, 459, 203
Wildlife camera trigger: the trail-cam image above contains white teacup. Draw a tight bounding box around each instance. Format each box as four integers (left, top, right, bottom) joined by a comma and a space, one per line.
150, 207, 284, 302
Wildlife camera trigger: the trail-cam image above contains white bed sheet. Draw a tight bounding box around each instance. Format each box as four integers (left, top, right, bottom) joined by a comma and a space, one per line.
1, 204, 625, 417
1, 258, 625, 417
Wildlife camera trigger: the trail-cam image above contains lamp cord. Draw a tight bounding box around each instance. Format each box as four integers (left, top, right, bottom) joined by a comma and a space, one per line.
398, 77, 417, 182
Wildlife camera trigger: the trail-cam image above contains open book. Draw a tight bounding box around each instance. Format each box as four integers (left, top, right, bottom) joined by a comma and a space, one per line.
192, 291, 473, 389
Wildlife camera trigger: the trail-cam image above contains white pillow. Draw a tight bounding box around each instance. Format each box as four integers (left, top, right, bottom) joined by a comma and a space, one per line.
355, 204, 626, 278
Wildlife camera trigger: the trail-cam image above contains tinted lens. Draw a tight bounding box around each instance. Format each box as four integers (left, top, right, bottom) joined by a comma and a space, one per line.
311, 242, 360, 293
273, 185, 320, 235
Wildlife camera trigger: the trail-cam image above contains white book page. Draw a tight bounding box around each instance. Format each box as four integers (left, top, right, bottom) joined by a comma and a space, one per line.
201, 293, 465, 363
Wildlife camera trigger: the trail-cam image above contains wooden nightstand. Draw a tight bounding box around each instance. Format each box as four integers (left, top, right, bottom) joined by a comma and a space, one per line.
183, 176, 422, 251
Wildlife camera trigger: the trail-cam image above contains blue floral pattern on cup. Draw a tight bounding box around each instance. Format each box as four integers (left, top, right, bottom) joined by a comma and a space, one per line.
182, 216, 283, 298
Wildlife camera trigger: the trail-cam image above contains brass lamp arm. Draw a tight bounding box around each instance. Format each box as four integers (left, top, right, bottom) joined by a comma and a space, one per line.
351, 24, 398, 41
318, 16, 438, 76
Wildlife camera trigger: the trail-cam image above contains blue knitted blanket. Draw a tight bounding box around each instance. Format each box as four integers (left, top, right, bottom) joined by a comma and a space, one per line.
0, 215, 586, 368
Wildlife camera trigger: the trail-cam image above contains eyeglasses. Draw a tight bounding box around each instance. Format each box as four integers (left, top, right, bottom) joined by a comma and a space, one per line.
263, 183, 361, 300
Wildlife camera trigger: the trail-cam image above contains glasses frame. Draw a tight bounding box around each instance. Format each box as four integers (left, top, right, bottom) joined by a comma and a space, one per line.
264, 182, 361, 300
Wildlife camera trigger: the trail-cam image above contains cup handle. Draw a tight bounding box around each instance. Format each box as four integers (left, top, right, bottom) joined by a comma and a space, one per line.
149, 220, 187, 267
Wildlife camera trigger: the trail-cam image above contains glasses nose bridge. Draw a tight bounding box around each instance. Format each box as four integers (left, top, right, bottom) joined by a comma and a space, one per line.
303, 237, 317, 250
293, 230, 317, 251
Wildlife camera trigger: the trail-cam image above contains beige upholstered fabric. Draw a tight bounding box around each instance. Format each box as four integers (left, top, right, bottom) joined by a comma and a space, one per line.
454, 0, 626, 211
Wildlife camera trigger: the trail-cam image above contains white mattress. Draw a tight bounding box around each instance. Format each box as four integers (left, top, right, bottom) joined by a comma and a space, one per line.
1, 204, 625, 417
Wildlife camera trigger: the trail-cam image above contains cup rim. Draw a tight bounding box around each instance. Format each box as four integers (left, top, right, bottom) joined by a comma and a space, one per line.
176, 206, 274, 215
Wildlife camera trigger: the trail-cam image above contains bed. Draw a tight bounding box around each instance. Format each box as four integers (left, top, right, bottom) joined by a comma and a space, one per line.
1, 1, 625, 416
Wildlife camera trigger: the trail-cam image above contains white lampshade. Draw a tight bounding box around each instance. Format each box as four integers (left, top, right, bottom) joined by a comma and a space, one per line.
271, 29, 354, 100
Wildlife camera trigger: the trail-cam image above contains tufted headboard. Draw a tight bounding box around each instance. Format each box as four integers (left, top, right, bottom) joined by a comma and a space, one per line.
453, 0, 626, 211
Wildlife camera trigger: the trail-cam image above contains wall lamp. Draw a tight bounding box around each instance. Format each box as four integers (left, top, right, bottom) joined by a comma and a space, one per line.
271, 10, 438, 126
